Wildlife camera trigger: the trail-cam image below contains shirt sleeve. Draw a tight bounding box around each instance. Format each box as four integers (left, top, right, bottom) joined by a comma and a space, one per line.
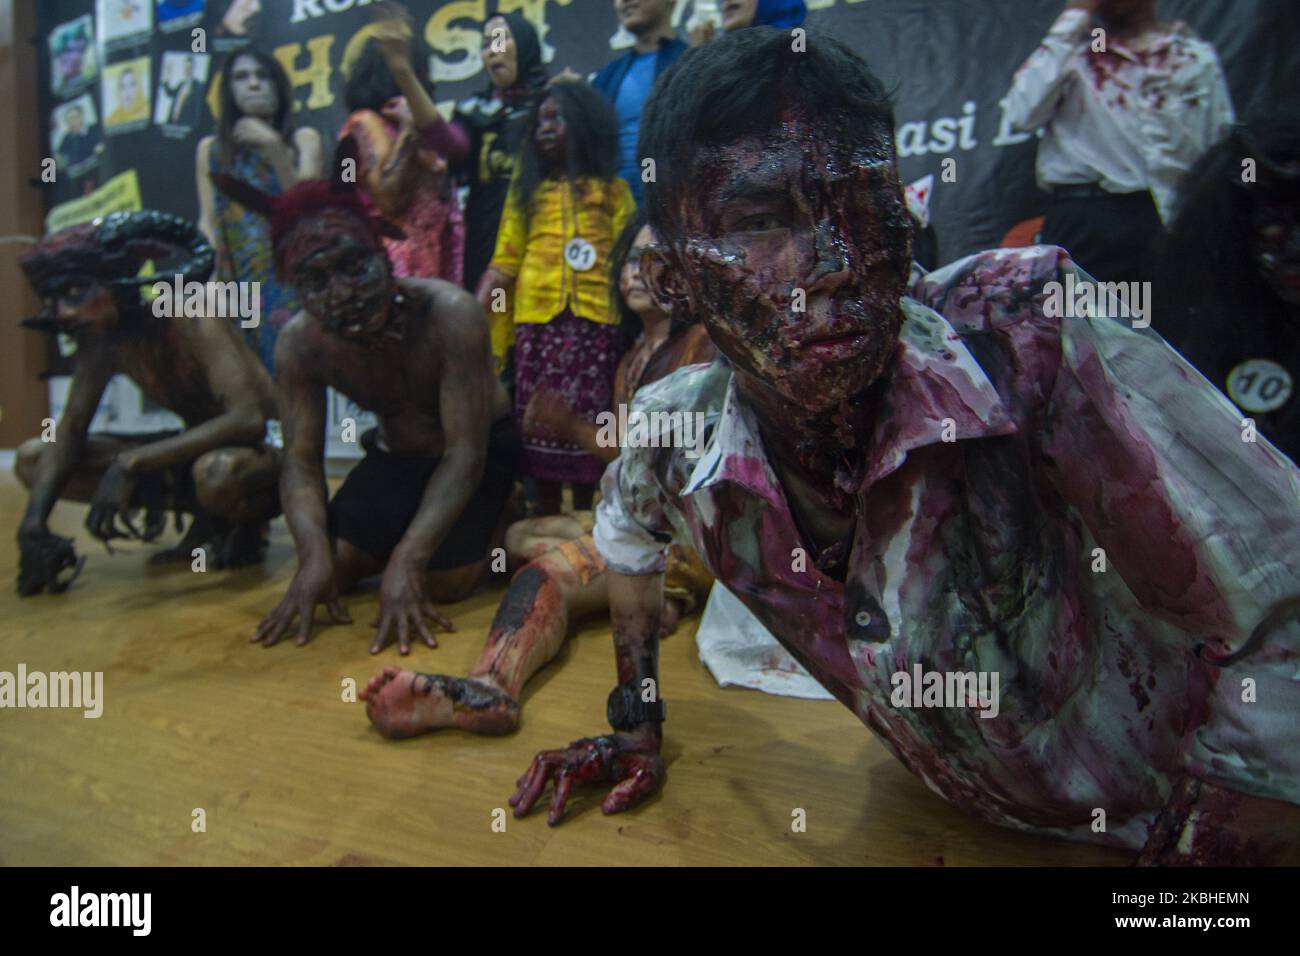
487, 175, 526, 280
1140, 42, 1237, 222
593, 449, 671, 577
609, 177, 636, 237
1039, 257, 1300, 802
1001, 9, 1092, 132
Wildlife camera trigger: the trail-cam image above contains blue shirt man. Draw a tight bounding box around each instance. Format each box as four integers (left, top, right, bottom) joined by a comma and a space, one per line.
592, 1, 686, 206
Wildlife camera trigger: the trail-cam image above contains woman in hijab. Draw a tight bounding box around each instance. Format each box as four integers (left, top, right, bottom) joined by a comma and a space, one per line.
451, 12, 550, 293
694, 0, 807, 42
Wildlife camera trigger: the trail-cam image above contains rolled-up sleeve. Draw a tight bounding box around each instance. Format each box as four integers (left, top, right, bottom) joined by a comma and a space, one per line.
593, 451, 671, 576
1002, 9, 1091, 132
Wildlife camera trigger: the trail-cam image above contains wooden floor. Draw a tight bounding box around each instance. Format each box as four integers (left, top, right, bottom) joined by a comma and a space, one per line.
0, 466, 1130, 866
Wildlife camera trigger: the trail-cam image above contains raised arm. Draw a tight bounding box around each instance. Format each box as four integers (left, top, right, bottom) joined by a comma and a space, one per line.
370, 11, 470, 164
1001, 2, 1095, 133
344, 110, 421, 219
371, 289, 495, 654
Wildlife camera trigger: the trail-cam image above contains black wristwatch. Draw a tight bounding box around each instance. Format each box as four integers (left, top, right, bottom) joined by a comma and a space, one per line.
606, 683, 666, 731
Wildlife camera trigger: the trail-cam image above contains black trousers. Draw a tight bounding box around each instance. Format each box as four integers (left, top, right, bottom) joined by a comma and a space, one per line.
1040, 189, 1163, 284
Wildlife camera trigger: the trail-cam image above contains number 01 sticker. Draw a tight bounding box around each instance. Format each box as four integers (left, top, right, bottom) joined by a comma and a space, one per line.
1227, 359, 1293, 414
564, 237, 597, 271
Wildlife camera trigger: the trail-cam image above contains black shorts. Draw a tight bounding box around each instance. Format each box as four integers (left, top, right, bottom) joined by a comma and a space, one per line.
327, 417, 519, 571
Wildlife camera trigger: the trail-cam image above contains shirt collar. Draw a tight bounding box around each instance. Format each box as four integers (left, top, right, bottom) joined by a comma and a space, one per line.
682, 298, 1018, 501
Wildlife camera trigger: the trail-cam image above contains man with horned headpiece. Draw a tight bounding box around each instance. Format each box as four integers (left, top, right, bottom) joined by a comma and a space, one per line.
14, 211, 281, 596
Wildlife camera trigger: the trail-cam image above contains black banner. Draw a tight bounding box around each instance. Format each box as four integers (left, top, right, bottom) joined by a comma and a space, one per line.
33, 0, 1300, 265
0, 865, 1290, 937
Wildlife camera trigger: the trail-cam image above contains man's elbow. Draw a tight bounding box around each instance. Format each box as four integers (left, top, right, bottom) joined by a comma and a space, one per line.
228, 407, 268, 446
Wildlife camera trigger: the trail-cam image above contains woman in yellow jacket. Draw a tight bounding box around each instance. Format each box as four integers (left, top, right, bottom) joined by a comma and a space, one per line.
477, 80, 635, 515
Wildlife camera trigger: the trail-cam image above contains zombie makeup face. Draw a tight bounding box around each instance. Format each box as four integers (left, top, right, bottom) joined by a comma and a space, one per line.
283, 215, 393, 340
535, 96, 567, 168
622, 225, 663, 320
481, 17, 519, 90
658, 105, 911, 413
229, 55, 277, 119
38, 280, 121, 337
721, 0, 758, 31
1252, 196, 1300, 306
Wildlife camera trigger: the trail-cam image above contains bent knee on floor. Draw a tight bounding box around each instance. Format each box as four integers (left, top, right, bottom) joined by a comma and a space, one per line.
14, 438, 46, 487
192, 447, 254, 512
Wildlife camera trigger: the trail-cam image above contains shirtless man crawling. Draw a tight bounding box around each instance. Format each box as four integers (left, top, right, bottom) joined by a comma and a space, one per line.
211, 176, 517, 654
15, 211, 280, 596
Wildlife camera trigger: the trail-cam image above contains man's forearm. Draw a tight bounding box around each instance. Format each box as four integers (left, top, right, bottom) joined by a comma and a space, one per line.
118, 409, 263, 476
609, 571, 664, 739
265, 139, 298, 190
20, 440, 83, 533
391, 446, 482, 567
1003, 8, 1091, 131
280, 456, 332, 563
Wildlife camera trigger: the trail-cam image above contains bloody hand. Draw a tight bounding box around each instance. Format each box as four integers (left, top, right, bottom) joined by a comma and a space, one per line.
16, 527, 84, 596
509, 731, 665, 825
253, 555, 351, 647
370, 557, 454, 655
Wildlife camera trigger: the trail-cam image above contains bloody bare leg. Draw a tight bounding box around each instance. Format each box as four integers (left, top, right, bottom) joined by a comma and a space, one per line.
360, 543, 608, 737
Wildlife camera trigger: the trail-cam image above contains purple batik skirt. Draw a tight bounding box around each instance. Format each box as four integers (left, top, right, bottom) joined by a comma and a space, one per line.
514, 308, 619, 485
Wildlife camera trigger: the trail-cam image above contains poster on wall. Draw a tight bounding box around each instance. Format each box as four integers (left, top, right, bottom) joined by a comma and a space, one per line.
33, 0, 1300, 280
49, 14, 98, 98
97, 0, 155, 52
51, 94, 103, 178
102, 56, 152, 134
211, 0, 262, 52
155, 51, 210, 136
156, 0, 206, 34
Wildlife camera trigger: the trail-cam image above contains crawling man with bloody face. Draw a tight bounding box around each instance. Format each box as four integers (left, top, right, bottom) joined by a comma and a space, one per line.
213, 176, 516, 655
508, 28, 1300, 864
15, 212, 281, 596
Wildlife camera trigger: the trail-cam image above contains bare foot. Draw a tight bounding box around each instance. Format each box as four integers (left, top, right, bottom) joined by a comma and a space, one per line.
360, 667, 520, 738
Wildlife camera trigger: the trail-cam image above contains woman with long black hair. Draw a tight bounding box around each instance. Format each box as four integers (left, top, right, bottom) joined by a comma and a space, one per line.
196, 47, 322, 370
1151, 113, 1300, 463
